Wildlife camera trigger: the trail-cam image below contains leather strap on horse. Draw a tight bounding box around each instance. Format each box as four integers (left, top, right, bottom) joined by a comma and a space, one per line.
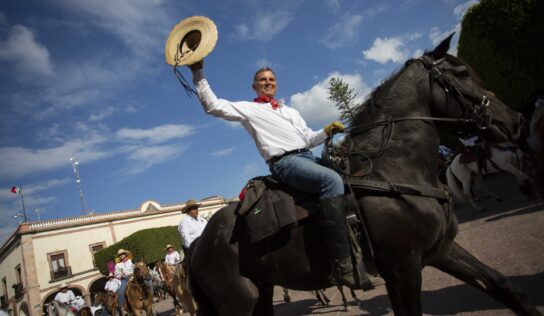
346, 177, 451, 201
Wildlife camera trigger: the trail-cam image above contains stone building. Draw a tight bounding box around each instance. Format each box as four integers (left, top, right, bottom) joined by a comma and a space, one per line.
0, 196, 231, 316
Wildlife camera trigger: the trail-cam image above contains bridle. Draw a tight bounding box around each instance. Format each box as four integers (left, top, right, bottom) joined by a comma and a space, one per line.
340, 54, 493, 162
328, 54, 495, 202
417, 55, 491, 130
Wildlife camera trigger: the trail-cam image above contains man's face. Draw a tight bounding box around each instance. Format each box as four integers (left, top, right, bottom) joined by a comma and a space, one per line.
252, 70, 277, 98
119, 253, 126, 260
188, 208, 199, 218
61, 288, 67, 293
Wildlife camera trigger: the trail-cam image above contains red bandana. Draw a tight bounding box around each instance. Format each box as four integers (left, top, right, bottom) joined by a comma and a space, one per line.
253, 95, 279, 110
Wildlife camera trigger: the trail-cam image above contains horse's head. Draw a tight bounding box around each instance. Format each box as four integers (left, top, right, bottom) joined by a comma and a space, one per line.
420, 33, 524, 143
134, 260, 150, 281
92, 293, 103, 306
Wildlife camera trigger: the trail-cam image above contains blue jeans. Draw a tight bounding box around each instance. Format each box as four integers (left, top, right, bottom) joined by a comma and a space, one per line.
118, 278, 128, 311
269, 151, 344, 199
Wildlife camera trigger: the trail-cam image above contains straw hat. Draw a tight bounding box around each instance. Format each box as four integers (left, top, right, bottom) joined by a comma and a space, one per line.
117, 249, 128, 256
60, 283, 69, 289
182, 199, 201, 213
165, 16, 218, 66
165, 244, 175, 251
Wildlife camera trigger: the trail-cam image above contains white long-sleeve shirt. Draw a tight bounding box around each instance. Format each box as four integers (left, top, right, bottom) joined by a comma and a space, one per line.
54, 290, 75, 304
178, 215, 208, 248
164, 251, 181, 265
104, 278, 121, 293
193, 69, 328, 161
114, 259, 134, 279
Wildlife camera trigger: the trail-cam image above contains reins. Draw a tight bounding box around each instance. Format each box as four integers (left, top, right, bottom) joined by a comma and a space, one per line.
329, 55, 494, 202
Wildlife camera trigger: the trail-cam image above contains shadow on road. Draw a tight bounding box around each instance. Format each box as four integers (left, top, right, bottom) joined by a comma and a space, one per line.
337, 272, 544, 315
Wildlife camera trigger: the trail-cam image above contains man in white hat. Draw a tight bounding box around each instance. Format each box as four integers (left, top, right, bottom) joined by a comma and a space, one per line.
164, 244, 181, 267
114, 249, 134, 313
188, 62, 354, 287
178, 199, 208, 254
54, 283, 75, 304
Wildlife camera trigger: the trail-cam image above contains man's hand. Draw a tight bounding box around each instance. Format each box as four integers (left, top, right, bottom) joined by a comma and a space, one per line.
324, 121, 345, 136
189, 60, 204, 72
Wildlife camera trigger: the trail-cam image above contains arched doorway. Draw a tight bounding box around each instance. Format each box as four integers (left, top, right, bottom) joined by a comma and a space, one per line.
42, 287, 83, 315
88, 276, 108, 304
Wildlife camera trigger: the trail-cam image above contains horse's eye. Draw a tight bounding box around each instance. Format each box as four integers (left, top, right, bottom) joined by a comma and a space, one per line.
454, 66, 470, 78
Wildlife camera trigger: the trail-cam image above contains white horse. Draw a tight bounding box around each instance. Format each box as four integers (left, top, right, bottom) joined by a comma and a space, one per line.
446, 143, 529, 212
47, 300, 76, 316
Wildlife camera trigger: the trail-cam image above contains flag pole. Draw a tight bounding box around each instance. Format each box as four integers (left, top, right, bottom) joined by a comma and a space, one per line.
20, 184, 28, 222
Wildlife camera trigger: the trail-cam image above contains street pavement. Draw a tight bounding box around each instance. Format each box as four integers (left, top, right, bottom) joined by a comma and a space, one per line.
155, 173, 544, 315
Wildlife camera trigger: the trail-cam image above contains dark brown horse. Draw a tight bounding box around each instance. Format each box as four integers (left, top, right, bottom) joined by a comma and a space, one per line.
155, 261, 185, 315
93, 292, 117, 316
187, 35, 541, 315
172, 262, 197, 316
125, 260, 153, 316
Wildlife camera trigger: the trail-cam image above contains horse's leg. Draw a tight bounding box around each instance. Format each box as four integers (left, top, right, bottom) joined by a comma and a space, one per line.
282, 287, 291, 303
350, 287, 362, 303
431, 241, 540, 315
380, 257, 423, 316
251, 284, 273, 316
472, 172, 502, 201
337, 285, 351, 312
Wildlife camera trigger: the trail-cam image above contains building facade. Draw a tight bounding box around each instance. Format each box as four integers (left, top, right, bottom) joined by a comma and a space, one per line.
0, 196, 231, 316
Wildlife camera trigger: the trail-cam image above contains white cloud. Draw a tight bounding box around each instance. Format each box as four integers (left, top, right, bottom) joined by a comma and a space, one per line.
454, 0, 479, 18
89, 106, 115, 121
290, 72, 370, 125
363, 37, 407, 64
235, 10, 294, 41
412, 48, 424, 58
325, 0, 343, 14
0, 25, 53, 80
0, 134, 110, 178
211, 147, 236, 157
125, 145, 184, 175
322, 14, 363, 49
116, 124, 194, 144
53, 0, 170, 56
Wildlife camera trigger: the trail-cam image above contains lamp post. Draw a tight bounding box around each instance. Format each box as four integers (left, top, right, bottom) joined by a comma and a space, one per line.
70, 156, 87, 214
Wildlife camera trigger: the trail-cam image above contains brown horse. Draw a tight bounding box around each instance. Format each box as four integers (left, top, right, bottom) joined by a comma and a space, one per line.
93, 292, 117, 316
172, 262, 197, 316
125, 260, 153, 316
155, 261, 183, 314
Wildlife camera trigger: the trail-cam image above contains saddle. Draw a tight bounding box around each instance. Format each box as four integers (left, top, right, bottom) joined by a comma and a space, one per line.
236, 176, 378, 276
237, 176, 312, 243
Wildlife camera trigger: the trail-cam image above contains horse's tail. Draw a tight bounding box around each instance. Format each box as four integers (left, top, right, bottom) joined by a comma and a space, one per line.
445, 165, 465, 206
188, 240, 218, 316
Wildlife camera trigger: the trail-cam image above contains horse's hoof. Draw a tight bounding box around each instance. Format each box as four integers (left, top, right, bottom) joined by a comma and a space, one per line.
345, 306, 352, 312
283, 295, 291, 303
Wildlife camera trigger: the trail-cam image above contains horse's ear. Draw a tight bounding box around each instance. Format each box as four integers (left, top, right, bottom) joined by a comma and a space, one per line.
428, 32, 455, 59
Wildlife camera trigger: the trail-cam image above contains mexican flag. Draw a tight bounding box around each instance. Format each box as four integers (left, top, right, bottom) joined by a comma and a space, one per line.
11, 186, 21, 194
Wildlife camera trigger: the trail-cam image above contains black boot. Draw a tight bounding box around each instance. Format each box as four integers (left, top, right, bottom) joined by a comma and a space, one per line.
317, 195, 356, 288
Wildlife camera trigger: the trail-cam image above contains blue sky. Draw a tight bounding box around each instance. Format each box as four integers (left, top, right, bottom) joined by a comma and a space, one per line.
0, 0, 478, 243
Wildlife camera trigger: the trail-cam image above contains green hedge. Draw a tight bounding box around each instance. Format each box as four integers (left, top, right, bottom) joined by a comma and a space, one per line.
93, 226, 182, 275
458, 0, 544, 112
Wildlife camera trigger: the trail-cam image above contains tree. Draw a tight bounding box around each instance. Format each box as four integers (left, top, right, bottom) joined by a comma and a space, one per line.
93, 226, 182, 274
328, 77, 362, 125
457, 0, 544, 113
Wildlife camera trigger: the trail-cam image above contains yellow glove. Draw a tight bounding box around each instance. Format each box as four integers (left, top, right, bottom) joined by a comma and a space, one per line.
324, 121, 345, 136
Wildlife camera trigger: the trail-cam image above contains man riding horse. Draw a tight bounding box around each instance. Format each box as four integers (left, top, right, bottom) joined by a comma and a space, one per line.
188, 62, 354, 287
